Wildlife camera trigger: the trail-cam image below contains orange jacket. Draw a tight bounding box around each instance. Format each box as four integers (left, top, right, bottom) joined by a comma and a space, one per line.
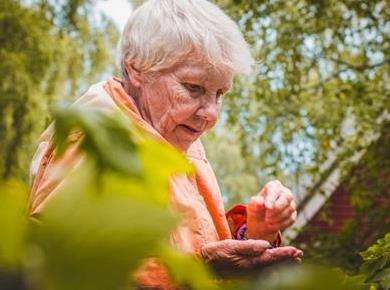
29, 78, 243, 289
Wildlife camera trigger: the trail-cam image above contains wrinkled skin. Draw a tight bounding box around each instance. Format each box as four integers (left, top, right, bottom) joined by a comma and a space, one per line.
247, 180, 297, 243
201, 239, 303, 277
125, 56, 233, 151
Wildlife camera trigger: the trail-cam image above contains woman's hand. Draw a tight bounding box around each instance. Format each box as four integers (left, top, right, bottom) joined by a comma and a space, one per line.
247, 180, 297, 243
201, 239, 303, 276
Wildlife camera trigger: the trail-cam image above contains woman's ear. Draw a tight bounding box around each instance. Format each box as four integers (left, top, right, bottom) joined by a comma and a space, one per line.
124, 60, 142, 88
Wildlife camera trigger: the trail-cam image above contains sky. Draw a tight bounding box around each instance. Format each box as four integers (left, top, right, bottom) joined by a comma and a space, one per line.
96, 0, 133, 31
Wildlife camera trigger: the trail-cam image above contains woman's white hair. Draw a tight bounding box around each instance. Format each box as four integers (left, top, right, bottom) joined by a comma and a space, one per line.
117, 0, 253, 78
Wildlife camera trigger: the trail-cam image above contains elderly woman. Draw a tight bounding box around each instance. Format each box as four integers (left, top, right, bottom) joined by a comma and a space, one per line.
29, 0, 302, 289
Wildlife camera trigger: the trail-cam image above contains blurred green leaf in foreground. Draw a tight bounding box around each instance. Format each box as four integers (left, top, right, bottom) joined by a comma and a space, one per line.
0, 181, 28, 270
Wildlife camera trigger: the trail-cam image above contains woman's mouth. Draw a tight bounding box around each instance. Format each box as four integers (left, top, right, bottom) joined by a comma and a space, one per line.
179, 124, 201, 134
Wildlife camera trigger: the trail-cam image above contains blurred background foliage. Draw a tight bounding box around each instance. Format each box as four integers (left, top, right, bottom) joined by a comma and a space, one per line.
0, 0, 389, 289
0, 0, 118, 180
211, 0, 389, 204
208, 0, 390, 275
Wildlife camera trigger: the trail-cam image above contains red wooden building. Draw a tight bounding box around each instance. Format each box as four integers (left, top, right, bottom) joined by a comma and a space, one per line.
284, 121, 390, 247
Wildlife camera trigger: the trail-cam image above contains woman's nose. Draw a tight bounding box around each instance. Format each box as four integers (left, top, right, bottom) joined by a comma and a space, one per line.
196, 99, 218, 122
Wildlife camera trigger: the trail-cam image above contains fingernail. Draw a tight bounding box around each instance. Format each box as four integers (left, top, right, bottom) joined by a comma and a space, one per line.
294, 251, 303, 258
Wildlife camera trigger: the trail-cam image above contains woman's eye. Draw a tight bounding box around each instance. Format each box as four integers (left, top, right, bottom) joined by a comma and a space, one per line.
183, 83, 204, 95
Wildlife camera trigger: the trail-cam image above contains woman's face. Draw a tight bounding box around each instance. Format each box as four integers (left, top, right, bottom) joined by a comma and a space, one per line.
137, 58, 234, 151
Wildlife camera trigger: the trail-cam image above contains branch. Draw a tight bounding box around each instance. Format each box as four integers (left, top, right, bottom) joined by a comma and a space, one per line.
329, 57, 389, 71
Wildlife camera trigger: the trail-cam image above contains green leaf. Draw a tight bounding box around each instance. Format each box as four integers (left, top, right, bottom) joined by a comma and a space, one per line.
54, 105, 142, 177
0, 181, 28, 270
31, 170, 177, 290
372, 268, 390, 290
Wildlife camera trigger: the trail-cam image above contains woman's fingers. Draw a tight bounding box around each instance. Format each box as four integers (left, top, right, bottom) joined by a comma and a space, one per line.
201, 240, 304, 275
263, 181, 282, 209
253, 246, 303, 266
231, 239, 271, 255
274, 196, 290, 211
266, 211, 297, 232
260, 180, 293, 210
248, 195, 266, 218
263, 183, 296, 229
201, 239, 270, 258
266, 200, 296, 223
249, 180, 297, 239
